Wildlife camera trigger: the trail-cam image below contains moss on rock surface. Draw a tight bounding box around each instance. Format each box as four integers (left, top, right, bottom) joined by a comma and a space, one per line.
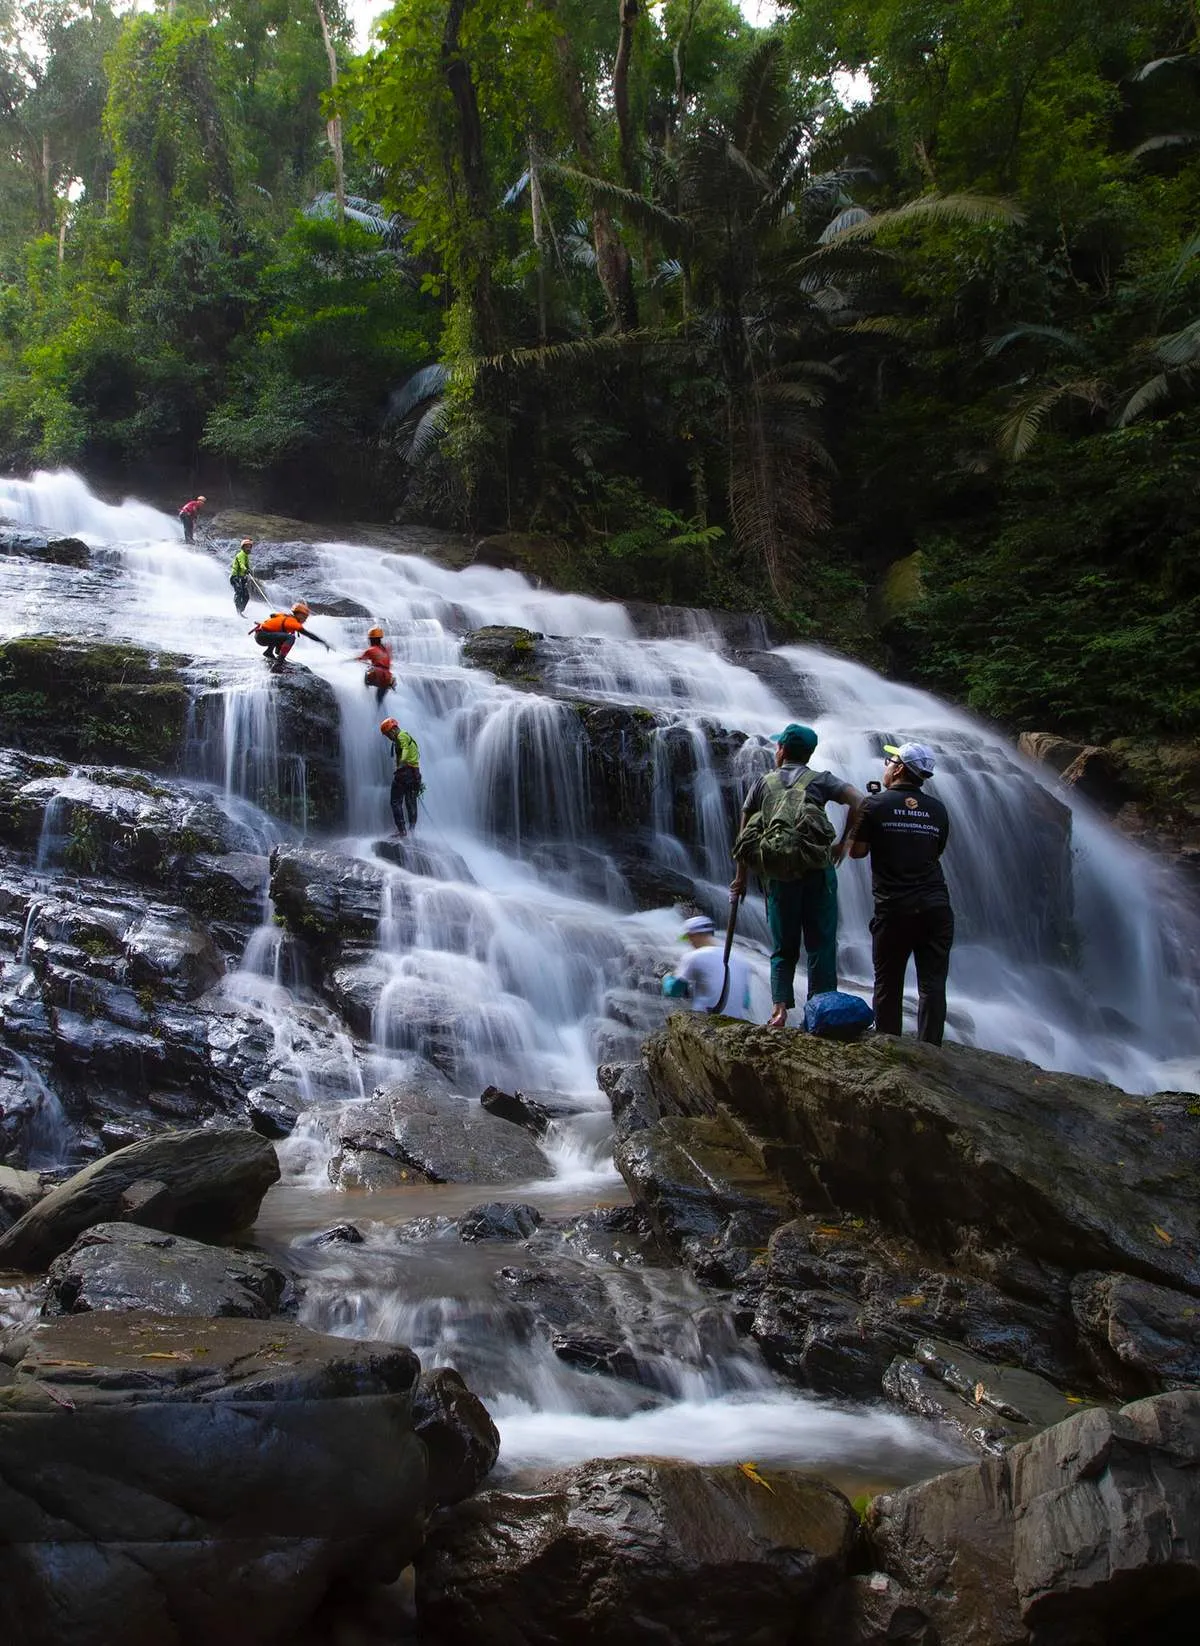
0, 638, 189, 771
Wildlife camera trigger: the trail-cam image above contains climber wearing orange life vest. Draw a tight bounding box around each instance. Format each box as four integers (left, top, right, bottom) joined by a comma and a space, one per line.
357, 626, 395, 704
252, 602, 330, 671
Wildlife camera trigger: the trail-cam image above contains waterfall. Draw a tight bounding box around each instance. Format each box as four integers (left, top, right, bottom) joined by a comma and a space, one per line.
3, 466, 1198, 1484
0, 469, 179, 542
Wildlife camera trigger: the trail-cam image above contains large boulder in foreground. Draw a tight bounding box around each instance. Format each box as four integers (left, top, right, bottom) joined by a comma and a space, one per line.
641, 1019, 1200, 1296
416, 1456, 856, 1646
865, 1389, 1200, 1646
41, 1222, 289, 1320
0, 1128, 280, 1273
0, 1312, 426, 1646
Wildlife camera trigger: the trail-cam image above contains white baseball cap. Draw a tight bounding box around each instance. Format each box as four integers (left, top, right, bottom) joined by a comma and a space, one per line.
679, 915, 715, 938
883, 742, 936, 778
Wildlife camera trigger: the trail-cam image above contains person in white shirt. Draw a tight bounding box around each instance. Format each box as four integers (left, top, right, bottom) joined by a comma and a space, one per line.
662, 914, 753, 1020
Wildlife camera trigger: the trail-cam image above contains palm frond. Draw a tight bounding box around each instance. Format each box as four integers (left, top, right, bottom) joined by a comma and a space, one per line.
476, 330, 675, 376
847, 316, 926, 340
985, 324, 1091, 359
819, 205, 872, 242
546, 164, 690, 247
998, 378, 1107, 458
730, 37, 786, 160
1131, 55, 1191, 82
758, 380, 827, 407
503, 170, 531, 206
821, 192, 1025, 245
1129, 133, 1200, 161
407, 399, 450, 466
1117, 373, 1173, 426
1154, 318, 1200, 367
387, 364, 449, 424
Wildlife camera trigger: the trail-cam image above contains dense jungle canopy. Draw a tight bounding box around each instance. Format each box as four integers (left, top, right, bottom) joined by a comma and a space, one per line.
0, 0, 1198, 741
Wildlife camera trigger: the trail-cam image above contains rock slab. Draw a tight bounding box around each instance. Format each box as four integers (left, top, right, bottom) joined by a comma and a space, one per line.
641, 1019, 1200, 1296
868, 1388, 1200, 1646
0, 1312, 426, 1646
42, 1222, 289, 1320
0, 1127, 281, 1273
416, 1455, 855, 1646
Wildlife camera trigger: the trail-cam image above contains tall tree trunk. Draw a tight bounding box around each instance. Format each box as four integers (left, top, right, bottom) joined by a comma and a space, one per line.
313, 0, 345, 227
668, 0, 700, 154
441, 0, 497, 350
614, 0, 640, 193
542, 2, 636, 330
528, 137, 548, 343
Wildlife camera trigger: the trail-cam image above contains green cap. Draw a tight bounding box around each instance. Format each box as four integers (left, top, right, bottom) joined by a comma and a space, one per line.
771, 723, 818, 760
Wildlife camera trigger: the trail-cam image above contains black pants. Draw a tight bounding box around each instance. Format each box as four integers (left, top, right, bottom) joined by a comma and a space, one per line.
390, 766, 421, 835
254, 630, 293, 664
231, 574, 249, 614
871, 904, 954, 1046
181, 515, 194, 543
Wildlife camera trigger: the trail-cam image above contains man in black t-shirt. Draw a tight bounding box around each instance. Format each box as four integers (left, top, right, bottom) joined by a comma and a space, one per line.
849, 741, 953, 1046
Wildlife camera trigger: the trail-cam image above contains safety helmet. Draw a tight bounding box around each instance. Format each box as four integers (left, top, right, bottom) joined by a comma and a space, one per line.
292, 601, 310, 618
240, 537, 253, 549
197, 495, 207, 503
368, 626, 384, 641
380, 718, 399, 734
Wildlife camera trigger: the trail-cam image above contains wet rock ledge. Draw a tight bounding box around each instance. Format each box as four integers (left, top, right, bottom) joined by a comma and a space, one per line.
604, 1018, 1200, 1442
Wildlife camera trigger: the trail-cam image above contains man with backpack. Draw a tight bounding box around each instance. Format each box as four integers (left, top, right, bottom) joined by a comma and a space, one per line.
729, 723, 863, 1029
849, 742, 953, 1046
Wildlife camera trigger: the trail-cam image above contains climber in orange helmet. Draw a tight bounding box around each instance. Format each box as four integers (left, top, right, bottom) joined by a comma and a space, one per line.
380, 717, 422, 836
251, 601, 331, 672
357, 624, 395, 705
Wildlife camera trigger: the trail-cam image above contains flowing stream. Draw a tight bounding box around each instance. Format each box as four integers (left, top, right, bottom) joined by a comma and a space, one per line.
2, 468, 1198, 1488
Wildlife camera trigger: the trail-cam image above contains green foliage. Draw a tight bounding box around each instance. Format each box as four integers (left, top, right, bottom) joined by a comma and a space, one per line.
0, 0, 1196, 747
892, 419, 1200, 739
0, 637, 189, 769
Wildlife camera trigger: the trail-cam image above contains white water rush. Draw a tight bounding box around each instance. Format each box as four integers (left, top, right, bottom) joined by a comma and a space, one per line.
2, 467, 1197, 1484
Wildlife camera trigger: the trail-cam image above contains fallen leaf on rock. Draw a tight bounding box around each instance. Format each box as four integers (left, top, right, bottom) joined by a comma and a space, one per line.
35, 1381, 76, 1410
897, 1294, 925, 1307
1152, 1225, 1174, 1245
138, 1350, 192, 1362
973, 1381, 986, 1405
738, 1461, 775, 1493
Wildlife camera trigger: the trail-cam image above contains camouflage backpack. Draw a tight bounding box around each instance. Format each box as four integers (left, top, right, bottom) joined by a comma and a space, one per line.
733, 769, 835, 881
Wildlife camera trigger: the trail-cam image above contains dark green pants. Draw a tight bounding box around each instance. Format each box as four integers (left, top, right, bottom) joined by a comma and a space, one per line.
766, 869, 839, 1007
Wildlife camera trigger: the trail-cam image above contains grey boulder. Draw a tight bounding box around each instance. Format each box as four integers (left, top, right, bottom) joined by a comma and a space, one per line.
416, 1456, 856, 1646
0, 1312, 425, 1646
42, 1222, 290, 1320
323, 1087, 550, 1189
869, 1388, 1200, 1646
0, 1127, 280, 1273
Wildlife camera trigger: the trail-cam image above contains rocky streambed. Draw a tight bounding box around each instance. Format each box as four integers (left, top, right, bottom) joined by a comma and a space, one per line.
2, 1022, 1199, 1645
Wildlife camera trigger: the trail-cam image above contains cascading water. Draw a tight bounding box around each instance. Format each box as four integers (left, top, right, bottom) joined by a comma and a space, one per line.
3, 468, 1198, 1484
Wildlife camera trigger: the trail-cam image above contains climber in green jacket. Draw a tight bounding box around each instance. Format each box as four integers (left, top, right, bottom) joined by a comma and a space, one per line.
381, 717, 422, 836
230, 538, 253, 616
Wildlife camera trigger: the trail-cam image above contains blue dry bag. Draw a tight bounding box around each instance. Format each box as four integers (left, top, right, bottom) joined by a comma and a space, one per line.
803, 990, 874, 1040
662, 974, 692, 1001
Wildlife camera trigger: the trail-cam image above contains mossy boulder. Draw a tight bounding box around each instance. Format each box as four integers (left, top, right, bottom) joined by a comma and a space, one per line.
461, 625, 545, 684
871, 551, 925, 628
0, 637, 189, 771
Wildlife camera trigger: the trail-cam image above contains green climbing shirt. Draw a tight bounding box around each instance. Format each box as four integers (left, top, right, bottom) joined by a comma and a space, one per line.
389, 729, 420, 768
231, 547, 251, 578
